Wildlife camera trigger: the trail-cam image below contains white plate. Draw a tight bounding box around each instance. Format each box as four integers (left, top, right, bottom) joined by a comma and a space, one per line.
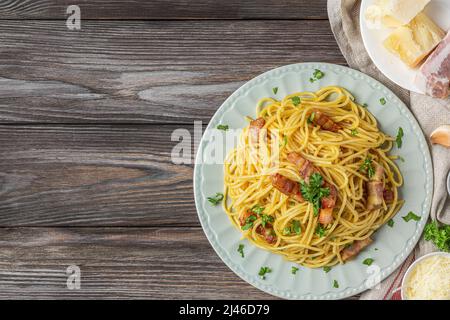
193, 63, 433, 299
360, 0, 450, 94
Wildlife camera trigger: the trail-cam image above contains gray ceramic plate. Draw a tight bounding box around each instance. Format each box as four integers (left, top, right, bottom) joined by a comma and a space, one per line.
193, 63, 433, 299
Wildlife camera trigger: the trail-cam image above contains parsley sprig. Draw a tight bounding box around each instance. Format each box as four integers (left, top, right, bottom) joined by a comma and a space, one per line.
283, 220, 302, 236
424, 221, 450, 252
360, 156, 375, 179
300, 173, 330, 217
258, 266, 272, 280
217, 124, 229, 131
402, 211, 420, 222
310, 69, 325, 83
207, 192, 224, 206
237, 244, 245, 258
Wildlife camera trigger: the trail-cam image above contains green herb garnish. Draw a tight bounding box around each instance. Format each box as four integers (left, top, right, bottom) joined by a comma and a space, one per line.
291, 266, 299, 275
402, 211, 420, 222
333, 280, 339, 288
283, 227, 291, 236
251, 204, 265, 216
314, 69, 325, 79
360, 156, 375, 179
207, 192, 224, 206
323, 266, 331, 273
272, 87, 278, 95
387, 219, 395, 227
291, 96, 301, 106
242, 215, 257, 230
424, 221, 450, 252
307, 112, 315, 124
363, 258, 374, 266
217, 124, 229, 131
300, 173, 330, 217
362, 103, 368, 108
292, 220, 301, 235
351, 129, 358, 136
396, 127, 404, 148
261, 214, 274, 228
380, 97, 386, 105
397, 155, 405, 162
315, 224, 326, 238
258, 266, 272, 280
238, 244, 245, 258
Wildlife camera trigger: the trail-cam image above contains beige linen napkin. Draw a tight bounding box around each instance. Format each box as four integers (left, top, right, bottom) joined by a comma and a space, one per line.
327, 0, 450, 299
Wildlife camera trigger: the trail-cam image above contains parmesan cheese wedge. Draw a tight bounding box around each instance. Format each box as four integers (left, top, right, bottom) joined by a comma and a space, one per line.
365, 0, 431, 29
383, 13, 445, 68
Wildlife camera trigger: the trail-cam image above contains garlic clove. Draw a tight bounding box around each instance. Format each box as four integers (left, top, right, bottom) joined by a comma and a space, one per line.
430, 125, 450, 148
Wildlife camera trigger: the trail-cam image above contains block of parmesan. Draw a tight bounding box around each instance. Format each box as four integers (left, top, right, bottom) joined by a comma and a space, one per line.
365, 0, 431, 29
383, 13, 445, 68
416, 31, 450, 99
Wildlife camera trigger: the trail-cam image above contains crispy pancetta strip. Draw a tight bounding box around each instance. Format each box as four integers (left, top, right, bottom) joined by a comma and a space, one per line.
271, 173, 304, 202
366, 164, 384, 210
287, 152, 318, 183
249, 117, 266, 144
256, 224, 277, 244
341, 237, 373, 261
383, 189, 394, 204
311, 110, 341, 132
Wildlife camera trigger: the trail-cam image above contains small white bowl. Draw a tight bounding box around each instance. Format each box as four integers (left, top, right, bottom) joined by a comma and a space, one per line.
401, 251, 450, 300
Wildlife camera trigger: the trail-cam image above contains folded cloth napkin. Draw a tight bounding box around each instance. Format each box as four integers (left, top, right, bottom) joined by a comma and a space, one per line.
327, 0, 450, 300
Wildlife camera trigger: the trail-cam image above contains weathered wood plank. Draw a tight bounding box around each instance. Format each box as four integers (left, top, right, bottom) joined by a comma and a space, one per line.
0, 0, 327, 20
0, 227, 277, 299
0, 125, 200, 227
0, 20, 345, 124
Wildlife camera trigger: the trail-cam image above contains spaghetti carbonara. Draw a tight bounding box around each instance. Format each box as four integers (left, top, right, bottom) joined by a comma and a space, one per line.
223, 86, 403, 268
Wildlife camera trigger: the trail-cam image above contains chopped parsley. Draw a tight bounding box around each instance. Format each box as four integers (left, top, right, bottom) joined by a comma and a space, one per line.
315, 224, 326, 238
258, 266, 272, 280
280, 135, 287, 147
272, 87, 278, 95
396, 127, 404, 148
216, 124, 229, 131
282, 220, 301, 236
323, 266, 331, 273
237, 244, 245, 258
333, 280, 339, 288
363, 258, 374, 266
261, 214, 274, 228
291, 96, 301, 106
387, 219, 395, 227
207, 192, 224, 206
380, 97, 386, 105
307, 112, 315, 124
360, 156, 375, 179
402, 211, 420, 222
374, 248, 378, 251
300, 173, 330, 217
291, 266, 299, 275
351, 128, 358, 136
292, 220, 301, 235
242, 215, 257, 230
397, 155, 405, 162
310, 69, 325, 82
424, 221, 450, 252
362, 103, 368, 108
251, 204, 265, 215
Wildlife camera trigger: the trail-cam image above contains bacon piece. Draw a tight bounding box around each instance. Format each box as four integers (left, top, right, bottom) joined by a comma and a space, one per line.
341, 238, 373, 261
383, 189, 394, 203
287, 152, 318, 183
319, 183, 337, 225
311, 110, 341, 132
366, 163, 384, 210
256, 224, 277, 244
249, 117, 266, 144
239, 210, 255, 227
271, 173, 304, 202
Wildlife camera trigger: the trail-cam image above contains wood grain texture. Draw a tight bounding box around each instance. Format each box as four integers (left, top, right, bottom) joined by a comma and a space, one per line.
0, 125, 199, 227
0, 227, 277, 299
0, 0, 327, 20
0, 20, 345, 124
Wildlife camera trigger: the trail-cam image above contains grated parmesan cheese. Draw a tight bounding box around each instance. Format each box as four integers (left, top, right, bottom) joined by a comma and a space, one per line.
405, 255, 450, 300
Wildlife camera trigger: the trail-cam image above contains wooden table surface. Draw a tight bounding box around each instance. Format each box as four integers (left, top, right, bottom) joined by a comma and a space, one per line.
0, 0, 353, 299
